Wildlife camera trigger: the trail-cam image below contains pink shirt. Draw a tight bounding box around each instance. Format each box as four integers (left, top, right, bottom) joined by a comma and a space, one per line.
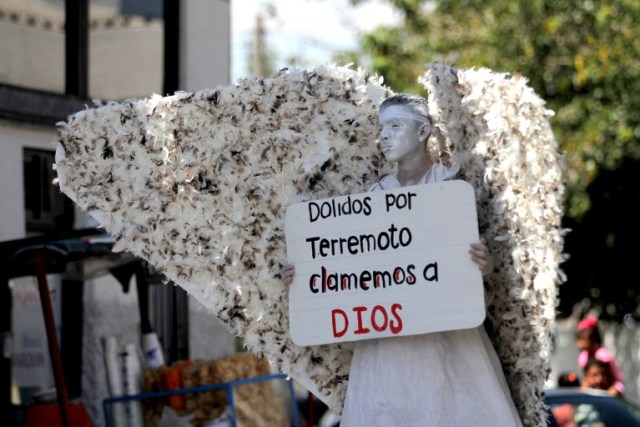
579, 347, 625, 394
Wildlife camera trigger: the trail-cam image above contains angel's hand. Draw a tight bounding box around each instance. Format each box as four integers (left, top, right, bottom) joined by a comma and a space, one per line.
469, 238, 494, 276
281, 263, 295, 291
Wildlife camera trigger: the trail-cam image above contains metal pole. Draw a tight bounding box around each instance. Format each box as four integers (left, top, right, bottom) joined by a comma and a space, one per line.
65, 0, 89, 98
0, 268, 12, 421
226, 382, 237, 427
34, 252, 70, 427
163, 0, 180, 94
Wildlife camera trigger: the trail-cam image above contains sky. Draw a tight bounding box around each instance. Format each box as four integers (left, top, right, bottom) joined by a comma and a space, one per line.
230, 0, 400, 81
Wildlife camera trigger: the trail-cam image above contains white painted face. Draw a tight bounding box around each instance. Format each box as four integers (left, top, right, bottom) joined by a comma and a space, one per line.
377, 105, 429, 163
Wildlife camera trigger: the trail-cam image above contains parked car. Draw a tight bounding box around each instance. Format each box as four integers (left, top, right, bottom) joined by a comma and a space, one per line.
545, 388, 640, 427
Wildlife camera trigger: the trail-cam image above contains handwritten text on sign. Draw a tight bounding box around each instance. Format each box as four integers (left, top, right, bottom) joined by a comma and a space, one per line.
285, 180, 485, 346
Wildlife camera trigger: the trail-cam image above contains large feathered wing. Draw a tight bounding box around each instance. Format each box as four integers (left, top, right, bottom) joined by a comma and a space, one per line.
54, 63, 563, 424
421, 63, 564, 427
54, 65, 392, 412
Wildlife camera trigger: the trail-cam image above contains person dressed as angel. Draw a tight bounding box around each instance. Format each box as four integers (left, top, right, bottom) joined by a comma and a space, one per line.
283, 94, 522, 426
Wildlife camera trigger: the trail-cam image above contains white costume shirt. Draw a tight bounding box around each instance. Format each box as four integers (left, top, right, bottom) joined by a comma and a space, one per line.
339, 164, 523, 427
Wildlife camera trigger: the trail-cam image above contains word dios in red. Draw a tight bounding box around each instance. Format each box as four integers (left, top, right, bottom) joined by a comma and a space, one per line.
331, 303, 403, 338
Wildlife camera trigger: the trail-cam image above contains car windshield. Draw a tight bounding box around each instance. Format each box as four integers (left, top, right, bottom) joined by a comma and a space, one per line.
547, 394, 640, 427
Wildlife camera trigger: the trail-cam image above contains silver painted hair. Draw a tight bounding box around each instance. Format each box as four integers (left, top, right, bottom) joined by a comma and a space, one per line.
379, 94, 431, 126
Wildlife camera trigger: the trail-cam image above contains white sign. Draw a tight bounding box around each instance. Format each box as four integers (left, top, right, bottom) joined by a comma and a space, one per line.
11, 275, 62, 387
285, 180, 485, 346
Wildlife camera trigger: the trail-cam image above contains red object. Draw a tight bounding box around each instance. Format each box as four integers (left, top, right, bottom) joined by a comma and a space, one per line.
34, 252, 71, 426
551, 403, 575, 427
161, 360, 192, 412
578, 315, 598, 331
23, 401, 92, 427
306, 391, 314, 427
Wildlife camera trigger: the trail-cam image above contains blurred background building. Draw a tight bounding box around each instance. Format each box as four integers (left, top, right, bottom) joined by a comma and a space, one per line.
0, 0, 235, 425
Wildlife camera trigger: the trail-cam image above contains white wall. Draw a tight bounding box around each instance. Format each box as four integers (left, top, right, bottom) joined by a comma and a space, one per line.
89, 23, 164, 100
0, 21, 65, 93
82, 275, 141, 426
603, 321, 640, 401
189, 299, 236, 361
181, 0, 231, 91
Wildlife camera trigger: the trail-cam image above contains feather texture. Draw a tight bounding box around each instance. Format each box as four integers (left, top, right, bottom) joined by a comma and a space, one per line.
420, 64, 564, 427
54, 64, 563, 426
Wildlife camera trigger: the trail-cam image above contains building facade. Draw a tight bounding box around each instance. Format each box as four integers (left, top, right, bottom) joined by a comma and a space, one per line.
0, 1, 235, 424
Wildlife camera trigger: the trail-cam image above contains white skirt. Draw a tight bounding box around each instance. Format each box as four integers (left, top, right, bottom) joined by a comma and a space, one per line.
339, 326, 523, 427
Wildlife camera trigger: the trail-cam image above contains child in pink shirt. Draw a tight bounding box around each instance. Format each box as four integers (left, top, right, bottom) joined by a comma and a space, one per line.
576, 315, 625, 396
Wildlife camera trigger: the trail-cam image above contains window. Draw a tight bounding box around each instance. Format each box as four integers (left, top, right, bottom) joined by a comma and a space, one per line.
88, 0, 164, 100
23, 148, 74, 233
0, 0, 66, 93
0, 0, 177, 124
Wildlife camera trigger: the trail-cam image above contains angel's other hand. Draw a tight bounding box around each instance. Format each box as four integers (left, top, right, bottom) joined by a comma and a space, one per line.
281, 263, 295, 290
469, 238, 494, 275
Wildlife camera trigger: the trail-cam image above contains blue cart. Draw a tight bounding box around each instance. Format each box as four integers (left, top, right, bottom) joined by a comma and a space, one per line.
103, 373, 302, 427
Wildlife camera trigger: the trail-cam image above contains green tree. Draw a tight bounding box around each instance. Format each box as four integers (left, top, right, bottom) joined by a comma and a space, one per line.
343, 0, 640, 319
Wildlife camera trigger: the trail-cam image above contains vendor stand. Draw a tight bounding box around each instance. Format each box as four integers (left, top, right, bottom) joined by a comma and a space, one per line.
0, 228, 139, 426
